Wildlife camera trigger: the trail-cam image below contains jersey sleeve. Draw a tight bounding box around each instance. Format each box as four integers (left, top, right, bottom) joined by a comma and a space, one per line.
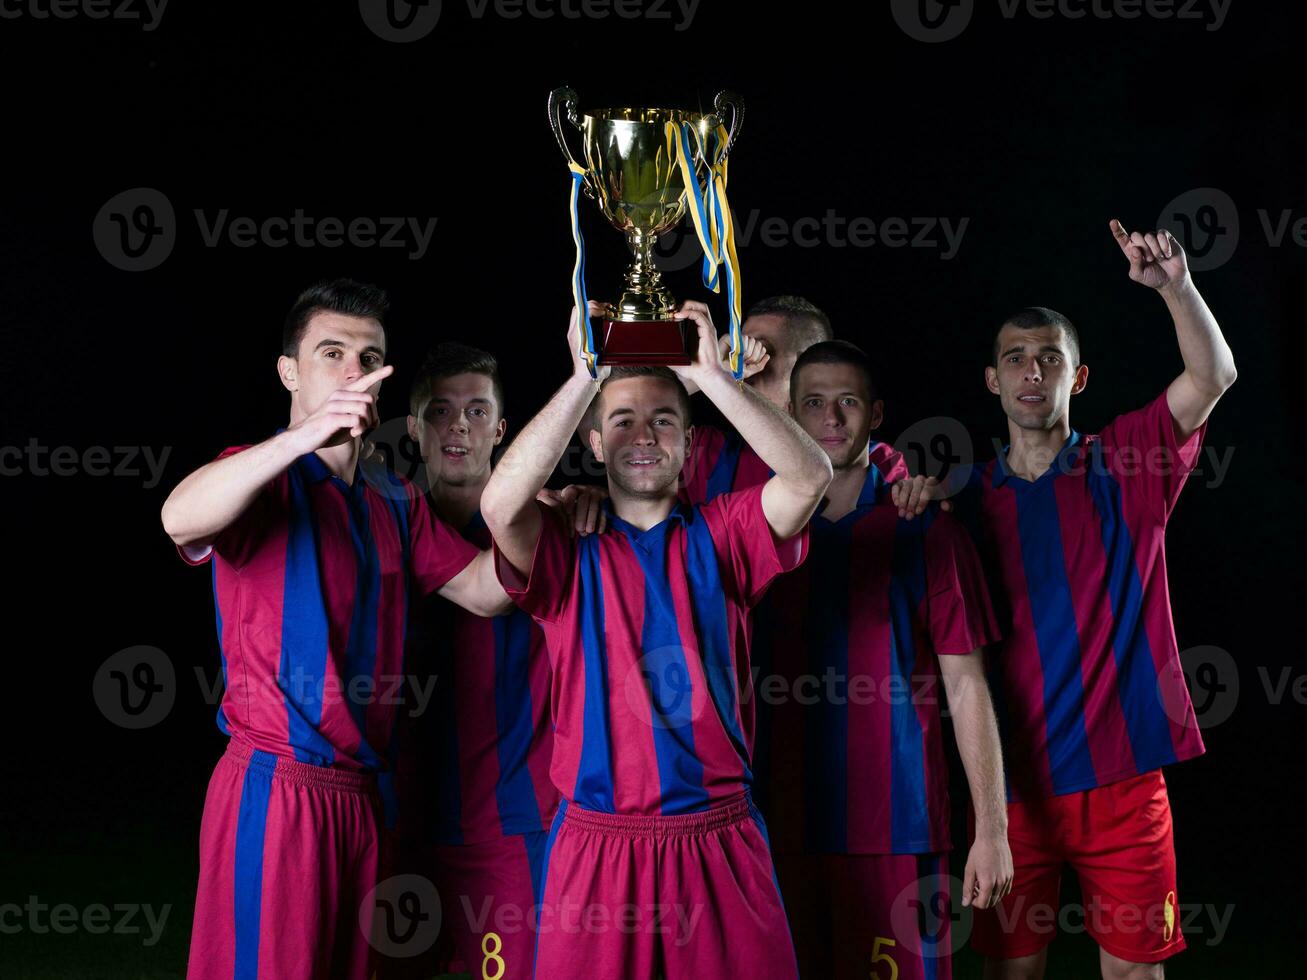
678, 423, 728, 507
699, 483, 808, 607
408, 483, 480, 597
1098, 389, 1206, 523
175, 444, 279, 569
923, 509, 1002, 656
869, 439, 910, 484
492, 499, 576, 624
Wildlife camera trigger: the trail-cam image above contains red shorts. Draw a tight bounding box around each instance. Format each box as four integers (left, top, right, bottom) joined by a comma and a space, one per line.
970, 769, 1184, 964
774, 851, 952, 980
187, 741, 384, 980
433, 831, 549, 980
533, 794, 798, 980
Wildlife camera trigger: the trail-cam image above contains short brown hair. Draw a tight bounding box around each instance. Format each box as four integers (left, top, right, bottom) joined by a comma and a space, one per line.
409, 342, 505, 417
596, 366, 692, 425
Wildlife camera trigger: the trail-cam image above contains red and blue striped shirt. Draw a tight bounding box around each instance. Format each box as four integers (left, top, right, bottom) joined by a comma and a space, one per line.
180, 445, 478, 814
409, 512, 558, 844
759, 469, 1000, 855
496, 484, 806, 816
961, 392, 1207, 800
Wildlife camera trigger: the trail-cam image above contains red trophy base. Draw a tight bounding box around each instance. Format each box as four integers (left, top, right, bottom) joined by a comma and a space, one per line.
598, 318, 692, 365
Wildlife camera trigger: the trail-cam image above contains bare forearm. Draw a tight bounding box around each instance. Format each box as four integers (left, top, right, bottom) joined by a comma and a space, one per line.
483, 374, 597, 530
696, 368, 831, 496
161, 429, 305, 548
944, 657, 1008, 837
1161, 278, 1236, 393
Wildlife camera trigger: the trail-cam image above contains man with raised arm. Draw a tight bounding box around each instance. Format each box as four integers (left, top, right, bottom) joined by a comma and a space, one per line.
964, 222, 1236, 980
161, 280, 510, 980
480, 299, 833, 980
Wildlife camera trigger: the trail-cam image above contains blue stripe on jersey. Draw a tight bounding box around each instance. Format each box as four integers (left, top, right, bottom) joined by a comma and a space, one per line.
889, 516, 931, 852
918, 852, 945, 980
704, 431, 744, 501
233, 752, 275, 980
342, 482, 385, 772
804, 521, 850, 852
281, 464, 335, 766
1087, 445, 1176, 770
1014, 480, 1097, 793
623, 521, 709, 814
494, 610, 547, 831
522, 829, 549, 920
574, 537, 616, 811
210, 562, 232, 736
685, 510, 752, 777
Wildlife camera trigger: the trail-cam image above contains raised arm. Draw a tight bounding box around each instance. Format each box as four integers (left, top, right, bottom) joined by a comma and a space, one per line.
1109, 219, 1236, 440
481, 305, 607, 575
939, 650, 1012, 910
672, 301, 832, 540
161, 364, 393, 552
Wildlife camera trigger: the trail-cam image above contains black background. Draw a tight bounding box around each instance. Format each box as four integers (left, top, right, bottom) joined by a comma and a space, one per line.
1, 1, 1301, 976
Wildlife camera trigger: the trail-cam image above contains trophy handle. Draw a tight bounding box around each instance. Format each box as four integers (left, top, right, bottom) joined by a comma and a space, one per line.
710, 90, 745, 164
548, 86, 595, 198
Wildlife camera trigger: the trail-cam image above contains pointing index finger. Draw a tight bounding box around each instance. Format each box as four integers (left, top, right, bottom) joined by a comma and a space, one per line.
1109, 218, 1134, 253
347, 364, 394, 392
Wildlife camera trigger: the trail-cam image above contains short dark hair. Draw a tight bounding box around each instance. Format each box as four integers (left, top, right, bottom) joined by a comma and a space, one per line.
745, 295, 834, 354
282, 279, 390, 358
596, 366, 692, 426
409, 342, 505, 417
992, 307, 1080, 367
791, 339, 879, 402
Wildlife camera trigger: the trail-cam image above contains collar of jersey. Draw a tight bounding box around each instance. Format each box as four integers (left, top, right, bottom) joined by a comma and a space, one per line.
602, 496, 691, 546
992, 429, 1083, 489
814, 461, 889, 525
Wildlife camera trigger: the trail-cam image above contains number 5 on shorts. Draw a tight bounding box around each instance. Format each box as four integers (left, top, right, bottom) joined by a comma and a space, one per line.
870, 936, 898, 980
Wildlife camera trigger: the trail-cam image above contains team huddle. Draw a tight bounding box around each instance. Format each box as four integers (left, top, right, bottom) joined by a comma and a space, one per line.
162, 219, 1235, 980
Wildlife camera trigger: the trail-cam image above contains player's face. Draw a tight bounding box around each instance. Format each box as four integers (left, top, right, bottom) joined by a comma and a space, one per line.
281, 312, 386, 422
986, 324, 1087, 431
410, 372, 505, 488
791, 362, 884, 470
590, 376, 691, 498
741, 313, 798, 409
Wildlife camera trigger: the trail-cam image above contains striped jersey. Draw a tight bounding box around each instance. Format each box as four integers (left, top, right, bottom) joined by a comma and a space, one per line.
496, 484, 806, 816
760, 469, 1000, 855
960, 392, 1207, 800
410, 511, 558, 844
179, 444, 478, 810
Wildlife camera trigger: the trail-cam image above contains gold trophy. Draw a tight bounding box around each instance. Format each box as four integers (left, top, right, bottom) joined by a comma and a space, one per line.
548, 87, 744, 365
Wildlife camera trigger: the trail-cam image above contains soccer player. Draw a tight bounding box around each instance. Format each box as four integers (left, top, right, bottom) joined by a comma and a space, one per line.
400, 342, 560, 979
479, 299, 834, 980
679, 295, 910, 505
765, 339, 1012, 980
161, 281, 511, 980
965, 221, 1236, 979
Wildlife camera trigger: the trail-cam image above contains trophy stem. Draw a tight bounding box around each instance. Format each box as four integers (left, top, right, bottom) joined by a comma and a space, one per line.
607, 230, 677, 322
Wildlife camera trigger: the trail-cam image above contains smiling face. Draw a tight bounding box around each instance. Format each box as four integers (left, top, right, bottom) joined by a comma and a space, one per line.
986, 322, 1088, 431
408, 371, 506, 489
791, 361, 884, 470
279, 311, 386, 423
589, 375, 692, 499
